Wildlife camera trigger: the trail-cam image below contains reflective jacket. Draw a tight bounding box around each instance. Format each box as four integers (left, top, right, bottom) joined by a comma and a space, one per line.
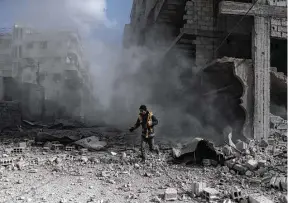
133, 111, 158, 138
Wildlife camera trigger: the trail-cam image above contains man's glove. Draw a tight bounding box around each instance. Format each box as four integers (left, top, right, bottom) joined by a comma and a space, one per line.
129, 127, 134, 132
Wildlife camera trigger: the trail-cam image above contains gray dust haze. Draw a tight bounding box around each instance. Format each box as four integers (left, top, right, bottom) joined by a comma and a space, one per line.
6, 0, 224, 143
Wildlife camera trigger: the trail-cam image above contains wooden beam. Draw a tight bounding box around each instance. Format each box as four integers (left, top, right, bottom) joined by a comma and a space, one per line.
219, 1, 287, 18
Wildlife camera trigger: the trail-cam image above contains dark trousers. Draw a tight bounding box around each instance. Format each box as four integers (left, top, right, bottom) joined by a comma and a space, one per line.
140, 135, 155, 159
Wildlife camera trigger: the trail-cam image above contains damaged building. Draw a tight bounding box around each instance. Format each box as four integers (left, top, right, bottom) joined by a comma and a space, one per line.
0, 25, 94, 129
123, 0, 287, 141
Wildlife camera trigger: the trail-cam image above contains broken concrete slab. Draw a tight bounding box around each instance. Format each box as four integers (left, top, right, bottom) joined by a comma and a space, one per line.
74, 136, 107, 151
248, 194, 273, 203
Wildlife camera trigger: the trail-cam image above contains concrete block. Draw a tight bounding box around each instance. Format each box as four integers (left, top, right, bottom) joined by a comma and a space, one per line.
230, 187, 244, 202
271, 18, 282, 25
12, 147, 24, 154
165, 188, 177, 201
202, 187, 219, 202
65, 154, 76, 160
51, 144, 64, 150
0, 158, 13, 166
271, 30, 282, 38
18, 142, 27, 148
246, 159, 258, 170
192, 181, 206, 195
29, 158, 39, 165
278, 25, 287, 32
65, 146, 75, 151
248, 194, 273, 203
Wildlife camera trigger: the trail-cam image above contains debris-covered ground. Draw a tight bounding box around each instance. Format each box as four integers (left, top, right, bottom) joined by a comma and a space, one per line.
0, 115, 287, 203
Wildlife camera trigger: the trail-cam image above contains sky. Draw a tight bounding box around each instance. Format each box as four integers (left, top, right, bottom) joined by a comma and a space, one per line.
0, 0, 133, 44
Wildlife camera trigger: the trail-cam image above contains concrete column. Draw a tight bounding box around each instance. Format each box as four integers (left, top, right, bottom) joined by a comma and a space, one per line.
252, 14, 271, 141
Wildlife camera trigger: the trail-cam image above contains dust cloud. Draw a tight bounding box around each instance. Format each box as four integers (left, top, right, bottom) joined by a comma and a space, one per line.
4, 0, 223, 143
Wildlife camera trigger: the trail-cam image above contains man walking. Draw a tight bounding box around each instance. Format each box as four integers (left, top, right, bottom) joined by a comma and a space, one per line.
129, 105, 159, 161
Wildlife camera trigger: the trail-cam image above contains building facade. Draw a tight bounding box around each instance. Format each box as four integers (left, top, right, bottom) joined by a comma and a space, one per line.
124, 0, 287, 141
0, 25, 93, 120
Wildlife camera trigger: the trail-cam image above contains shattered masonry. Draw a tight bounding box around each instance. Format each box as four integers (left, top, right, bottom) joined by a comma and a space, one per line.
124, 0, 287, 141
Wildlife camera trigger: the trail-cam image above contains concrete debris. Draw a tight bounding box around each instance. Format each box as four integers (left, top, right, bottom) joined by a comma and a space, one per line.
164, 188, 177, 201
245, 159, 258, 170
74, 136, 107, 150
248, 194, 273, 203
0, 117, 286, 202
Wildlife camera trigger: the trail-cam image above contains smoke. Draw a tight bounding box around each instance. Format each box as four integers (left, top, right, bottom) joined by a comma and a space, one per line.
2, 0, 229, 144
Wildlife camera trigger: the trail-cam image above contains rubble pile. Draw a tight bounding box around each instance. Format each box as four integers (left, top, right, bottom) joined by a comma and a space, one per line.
0, 118, 287, 203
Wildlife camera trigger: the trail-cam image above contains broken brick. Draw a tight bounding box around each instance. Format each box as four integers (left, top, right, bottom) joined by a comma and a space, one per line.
165, 188, 177, 201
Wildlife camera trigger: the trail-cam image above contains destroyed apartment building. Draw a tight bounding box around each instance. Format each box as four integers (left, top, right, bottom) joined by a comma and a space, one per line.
0, 25, 94, 130
123, 0, 287, 142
